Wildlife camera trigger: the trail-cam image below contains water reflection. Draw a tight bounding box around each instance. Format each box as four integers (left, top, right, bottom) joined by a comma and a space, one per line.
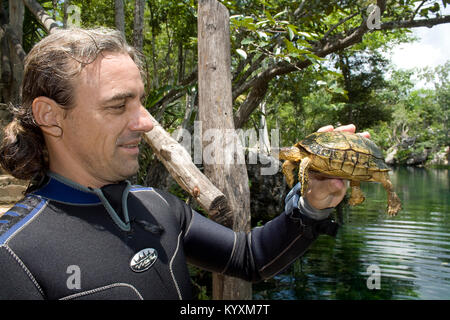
254, 167, 450, 300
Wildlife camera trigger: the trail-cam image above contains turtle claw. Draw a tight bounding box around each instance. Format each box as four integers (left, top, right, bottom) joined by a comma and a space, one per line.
348, 181, 365, 206
387, 192, 402, 216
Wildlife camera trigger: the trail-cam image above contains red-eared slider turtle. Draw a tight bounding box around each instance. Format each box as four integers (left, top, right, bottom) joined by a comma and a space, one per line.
279, 131, 401, 216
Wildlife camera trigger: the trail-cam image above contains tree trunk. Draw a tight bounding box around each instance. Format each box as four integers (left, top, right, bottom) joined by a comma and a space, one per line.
133, 0, 144, 51
7, 0, 23, 105
0, 0, 11, 105
197, 0, 252, 300
115, 0, 125, 35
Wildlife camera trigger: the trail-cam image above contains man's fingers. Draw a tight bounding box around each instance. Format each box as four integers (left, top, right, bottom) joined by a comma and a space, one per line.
334, 124, 356, 133
357, 131, 371, 139
327, 178, 345, 194
317, 124, 370, 139
317, 125, 334, 132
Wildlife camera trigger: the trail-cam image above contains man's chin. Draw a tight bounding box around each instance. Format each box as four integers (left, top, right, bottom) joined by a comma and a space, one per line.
115, 162, 140, 181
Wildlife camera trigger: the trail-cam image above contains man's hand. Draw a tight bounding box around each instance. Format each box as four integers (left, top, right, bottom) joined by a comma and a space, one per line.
304, 124, 370, 210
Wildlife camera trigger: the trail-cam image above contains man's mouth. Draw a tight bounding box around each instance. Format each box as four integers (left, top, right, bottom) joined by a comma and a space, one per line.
121, 144, 139, 148
118, 140, 141, 153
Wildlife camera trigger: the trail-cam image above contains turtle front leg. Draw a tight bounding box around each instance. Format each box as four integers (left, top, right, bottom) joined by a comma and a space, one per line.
298, 157, 312, 196
282, 160, 298, 188
348, 180, 365, 206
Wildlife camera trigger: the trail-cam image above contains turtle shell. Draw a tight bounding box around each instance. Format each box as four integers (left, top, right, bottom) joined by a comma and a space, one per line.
296, 131, 389, 172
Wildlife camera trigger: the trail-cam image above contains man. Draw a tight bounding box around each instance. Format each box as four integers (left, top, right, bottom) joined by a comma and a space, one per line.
0, 27, 367, 300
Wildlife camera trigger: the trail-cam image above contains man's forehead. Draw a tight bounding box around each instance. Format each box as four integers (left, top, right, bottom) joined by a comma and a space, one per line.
76, 52, 144, 95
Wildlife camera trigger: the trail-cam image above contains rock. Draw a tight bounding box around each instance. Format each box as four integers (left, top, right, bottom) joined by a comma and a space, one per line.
0, 204, 13, 216
400, 136, 416, 148
246, 151, 287, 223
428, 146, 450, 166
0, 184, 26, 204
385, 146, 398, 165
0, 174, 28, 204
406, 149, 429, 166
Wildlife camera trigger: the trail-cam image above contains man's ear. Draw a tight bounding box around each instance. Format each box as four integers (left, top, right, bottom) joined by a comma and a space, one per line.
32, 96, 64, 137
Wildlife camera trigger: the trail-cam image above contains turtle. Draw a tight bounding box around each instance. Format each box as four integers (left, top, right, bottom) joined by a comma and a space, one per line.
278, 131, 401, 216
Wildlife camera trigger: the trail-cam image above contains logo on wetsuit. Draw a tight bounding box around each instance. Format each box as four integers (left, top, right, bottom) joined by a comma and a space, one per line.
130, 248, 158, 273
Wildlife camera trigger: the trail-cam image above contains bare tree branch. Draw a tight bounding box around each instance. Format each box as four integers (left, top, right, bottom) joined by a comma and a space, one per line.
3, 25, 26, 62
152, 67, 198, 109
232, 53, 266, 100
323, 12, 359, 39
410, 0, 427, 22
23, 0, 59, 34
381, 15, 450, 30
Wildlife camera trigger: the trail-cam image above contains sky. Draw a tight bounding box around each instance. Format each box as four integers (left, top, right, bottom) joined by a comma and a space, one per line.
388, 6, 450, 88
390, 23, 450, 71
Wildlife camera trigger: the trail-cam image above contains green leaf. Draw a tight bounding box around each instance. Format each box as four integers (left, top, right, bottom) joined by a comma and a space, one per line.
264, 10, 275, 23
236, 49, 247, 59
256, 20, 270, 27
287, 26, 295, 41
257, 31, 269, 40
241, 38, 254, 45
297, 31, 313, 39
273, 10, 287, 19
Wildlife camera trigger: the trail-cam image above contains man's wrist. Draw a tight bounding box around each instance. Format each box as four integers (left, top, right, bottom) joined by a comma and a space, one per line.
284, 182, 333, 221
298, 196, 333, 221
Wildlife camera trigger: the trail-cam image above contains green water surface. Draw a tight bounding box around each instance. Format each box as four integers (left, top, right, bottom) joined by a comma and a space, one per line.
254, 167, 450, 300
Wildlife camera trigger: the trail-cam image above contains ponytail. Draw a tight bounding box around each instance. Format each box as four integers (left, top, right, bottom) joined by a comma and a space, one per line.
0, 116, 47, 181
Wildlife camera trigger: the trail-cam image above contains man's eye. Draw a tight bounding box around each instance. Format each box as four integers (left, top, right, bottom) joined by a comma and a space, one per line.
109, 104, 125, 110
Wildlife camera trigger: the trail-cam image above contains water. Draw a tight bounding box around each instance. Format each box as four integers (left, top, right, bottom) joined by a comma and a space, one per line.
254, 167, 450, 300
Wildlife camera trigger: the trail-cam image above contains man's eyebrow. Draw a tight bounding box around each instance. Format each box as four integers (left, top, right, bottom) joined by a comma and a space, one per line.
102, 92, 145, 104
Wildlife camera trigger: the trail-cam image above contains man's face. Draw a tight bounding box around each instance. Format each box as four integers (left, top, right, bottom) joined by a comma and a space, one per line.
57, 52, 153, 187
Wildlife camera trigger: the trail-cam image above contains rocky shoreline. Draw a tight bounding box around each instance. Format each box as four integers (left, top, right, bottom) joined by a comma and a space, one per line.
385, 145, 449, 167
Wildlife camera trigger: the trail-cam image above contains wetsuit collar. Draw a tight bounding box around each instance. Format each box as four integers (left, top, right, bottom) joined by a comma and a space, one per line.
32, 172, 132, 232
33, 172, 101, 205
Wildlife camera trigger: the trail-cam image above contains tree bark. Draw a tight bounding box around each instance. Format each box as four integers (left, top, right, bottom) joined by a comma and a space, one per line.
7, 0, 23, 105
0, 0, 11, 104
198, 0, 252, 300
115, 0, 125, 35
133, 0, 144, 51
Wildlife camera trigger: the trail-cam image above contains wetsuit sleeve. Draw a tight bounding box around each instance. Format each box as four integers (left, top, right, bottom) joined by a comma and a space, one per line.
0, 245, 45, 300
183, 206, 336, 283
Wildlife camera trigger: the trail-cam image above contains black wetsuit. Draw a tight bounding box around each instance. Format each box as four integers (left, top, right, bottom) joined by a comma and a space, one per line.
0, 173, 337, 300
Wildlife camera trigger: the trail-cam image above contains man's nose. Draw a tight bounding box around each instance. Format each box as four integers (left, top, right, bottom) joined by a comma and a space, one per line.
130, 106, 154, 133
